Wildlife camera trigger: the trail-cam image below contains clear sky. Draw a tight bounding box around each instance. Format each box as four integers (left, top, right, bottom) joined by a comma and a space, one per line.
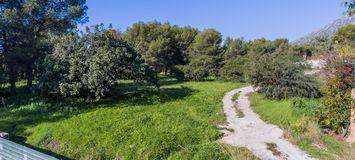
80, 0, 346, 41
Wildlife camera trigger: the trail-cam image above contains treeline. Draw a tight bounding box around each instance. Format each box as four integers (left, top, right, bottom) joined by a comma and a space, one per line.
1, 0, 320, 101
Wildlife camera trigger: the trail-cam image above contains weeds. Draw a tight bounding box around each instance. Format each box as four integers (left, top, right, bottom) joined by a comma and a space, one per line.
234, 105, 245, 118
266, 143, 281, 156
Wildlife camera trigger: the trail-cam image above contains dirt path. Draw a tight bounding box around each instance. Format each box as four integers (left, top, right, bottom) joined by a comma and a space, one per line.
221, 86, 315, 160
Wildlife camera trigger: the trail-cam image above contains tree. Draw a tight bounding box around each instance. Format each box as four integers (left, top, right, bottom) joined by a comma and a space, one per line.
38, 27, 146, 101
247, 38, 289, 56
219, 37, 248, 82
218, 57, 247, 82
182, 29, 223, 80
319, 52, 354, 133
345, 0, 355, 15
125, 22, 199, 84
181, 55, 215, 81
0, 0, 88, 94
249, 53, 321, 100
0, 53, 6, 93
333, 24, 355, 46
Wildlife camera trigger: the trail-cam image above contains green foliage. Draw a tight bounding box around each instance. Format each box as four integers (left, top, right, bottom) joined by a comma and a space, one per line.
0, 0, 88, 93
291, 97, 321, 118
251, 94, 351, 159
218, 37, 248, 82
219, 57, 247, 82
319, 77, 353, 134
266, 143, 281, 156
318, 51, 354, 134
38, 27, 146, 101
345, 0, 355, 15
249, 54, 321, 100
181, 55, 215, 81
125, 22, 198, 74
0, 56, 7, 91
182, 29, 223, 81
223, 37, 248, 58
6, 81, 248, 159
170, 66, 185, 82
247, 38, 289, 56
333, 24, 355, 46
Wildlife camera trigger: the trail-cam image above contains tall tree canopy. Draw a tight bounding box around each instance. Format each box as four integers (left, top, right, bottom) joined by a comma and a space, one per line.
219, 37, 248, 82
182, 29, 223, 81
0, 0, 88, 94
125, 22, 197, 75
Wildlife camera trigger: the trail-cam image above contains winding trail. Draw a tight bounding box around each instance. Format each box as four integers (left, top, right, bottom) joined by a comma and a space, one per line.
221, 86, 315, 160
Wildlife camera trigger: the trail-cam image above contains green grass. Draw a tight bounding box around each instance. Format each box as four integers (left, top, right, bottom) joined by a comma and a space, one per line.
169, 143, 259, 160
232, 93, 240, 102
250, 93, 354, 160
235, 105, 245, 118
0, 79, 259, 159
266, 143, 281, 156
231, 92, 244, 118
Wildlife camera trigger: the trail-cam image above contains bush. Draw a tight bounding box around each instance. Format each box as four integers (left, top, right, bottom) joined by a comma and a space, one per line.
249, 54, 321, 100
218, 57, 247, 82
318, 52, 354, 134
319, 77, 353, 134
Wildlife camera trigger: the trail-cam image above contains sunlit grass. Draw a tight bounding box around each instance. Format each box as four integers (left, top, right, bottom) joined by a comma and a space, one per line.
250, 93, 353, 160
0, 79, 258, 159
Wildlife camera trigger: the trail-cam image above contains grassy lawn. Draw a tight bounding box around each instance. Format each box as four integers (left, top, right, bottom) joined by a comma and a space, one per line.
250, 93, 355, 160
0, 79, 258, 160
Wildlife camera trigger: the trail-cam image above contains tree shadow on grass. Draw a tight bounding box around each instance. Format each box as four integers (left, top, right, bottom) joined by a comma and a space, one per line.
0, 99, 74, 159
97, 83, 196, 107
0, 80, 197, 159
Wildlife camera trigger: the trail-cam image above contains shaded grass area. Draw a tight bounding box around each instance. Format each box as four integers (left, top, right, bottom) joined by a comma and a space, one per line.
250, 93, 354, 160
0, 79, 257, 159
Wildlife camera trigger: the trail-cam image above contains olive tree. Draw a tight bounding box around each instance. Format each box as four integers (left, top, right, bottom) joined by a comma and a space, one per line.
39, 27, 146, 101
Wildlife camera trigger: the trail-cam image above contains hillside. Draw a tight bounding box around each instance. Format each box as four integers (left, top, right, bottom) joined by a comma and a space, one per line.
294, 15, 355, 44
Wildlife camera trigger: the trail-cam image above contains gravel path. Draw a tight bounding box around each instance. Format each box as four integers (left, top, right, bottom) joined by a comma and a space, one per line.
221, 86, 315, 160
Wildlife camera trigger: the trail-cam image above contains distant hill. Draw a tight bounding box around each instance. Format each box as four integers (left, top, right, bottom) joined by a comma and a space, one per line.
293, 15, 355, 45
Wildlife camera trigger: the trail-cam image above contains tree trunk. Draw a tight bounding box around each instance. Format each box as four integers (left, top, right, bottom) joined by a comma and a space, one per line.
25, 65, 33, 94
9, 66, 17, 95
164, 66, 168, 76
2, 31, 16, 95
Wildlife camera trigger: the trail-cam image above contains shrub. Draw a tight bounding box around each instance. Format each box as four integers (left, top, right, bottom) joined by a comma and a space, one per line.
249, 54, 321, 100
319, 52, 354, 134
319, 77, 353, 134
218, 57, 247, 82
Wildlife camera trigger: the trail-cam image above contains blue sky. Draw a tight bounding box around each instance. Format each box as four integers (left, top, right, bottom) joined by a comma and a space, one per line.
80, 0, 346, 41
